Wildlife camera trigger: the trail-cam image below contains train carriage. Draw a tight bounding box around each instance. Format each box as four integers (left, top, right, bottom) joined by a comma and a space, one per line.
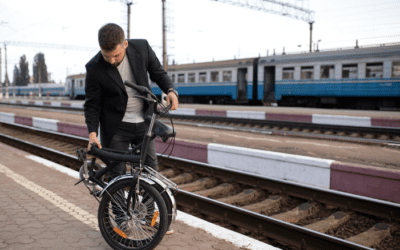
258, 43, 400, 109
151, 57, 258, 104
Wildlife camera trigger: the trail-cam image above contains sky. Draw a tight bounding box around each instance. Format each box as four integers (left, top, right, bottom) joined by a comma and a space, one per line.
0, 0, 399, 84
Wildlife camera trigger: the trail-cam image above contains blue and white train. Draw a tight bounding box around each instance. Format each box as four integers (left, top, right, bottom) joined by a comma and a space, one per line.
158, 42, 400, 109
1, 83, 65, 97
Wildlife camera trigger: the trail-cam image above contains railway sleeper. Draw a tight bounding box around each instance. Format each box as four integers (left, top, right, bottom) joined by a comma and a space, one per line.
217, 189, 266, 207
305, 211, 352, 233
179, 178, 219, 192
346, 223, 400, 248
241, 195, 289, 215
159, 167, 180, 178
194, 183, 241, 199
169, 172, 200, 185
272, 201, 320, 224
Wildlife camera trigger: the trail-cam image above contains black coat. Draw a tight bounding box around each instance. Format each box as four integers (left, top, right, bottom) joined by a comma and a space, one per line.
84, 39, 173, 148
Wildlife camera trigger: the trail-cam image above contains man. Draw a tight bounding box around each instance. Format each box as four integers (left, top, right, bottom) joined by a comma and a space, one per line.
84, 23, 178, 177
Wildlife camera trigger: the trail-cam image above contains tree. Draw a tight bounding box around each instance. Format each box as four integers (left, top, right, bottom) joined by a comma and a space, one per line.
19, 55, 30, 86
13, 65, 20, 86
13, 55, 30, 86
33, 52, 48, 83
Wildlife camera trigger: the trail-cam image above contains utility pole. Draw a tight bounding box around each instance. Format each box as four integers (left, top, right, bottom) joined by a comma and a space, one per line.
4, 44, 8, 99
127, 2, 133, 39
0, 47, 2, 99
309, 22, 313, 52
38, 60, 42, 98
162, 0, 168, 71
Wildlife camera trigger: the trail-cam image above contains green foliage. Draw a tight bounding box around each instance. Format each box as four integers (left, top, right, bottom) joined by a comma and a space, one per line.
33, 52, 48, 83
12, 55, 30, 86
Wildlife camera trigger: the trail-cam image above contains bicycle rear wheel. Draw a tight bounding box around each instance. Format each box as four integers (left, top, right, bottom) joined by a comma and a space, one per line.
98, 179, 168, 250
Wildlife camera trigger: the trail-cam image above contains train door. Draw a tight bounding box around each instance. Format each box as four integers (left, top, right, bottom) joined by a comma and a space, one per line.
70, 79, 75, 100
262, 66, 276, 104
237, 68, 248, 103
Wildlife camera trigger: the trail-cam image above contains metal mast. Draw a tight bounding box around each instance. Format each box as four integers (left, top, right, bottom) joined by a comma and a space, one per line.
4, 44, 8, 99
0, 47, 2, 99
127, 2, 133, 39
212, 0, 315, 52
162, 0, 168, 71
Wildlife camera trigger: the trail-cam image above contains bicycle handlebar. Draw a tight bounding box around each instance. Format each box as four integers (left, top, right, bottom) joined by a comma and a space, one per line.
124, 80, 172, 115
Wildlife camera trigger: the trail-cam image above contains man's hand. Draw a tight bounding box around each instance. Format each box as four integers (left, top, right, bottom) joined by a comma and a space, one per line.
88, 132, 102, 150
167, 92, 179, 111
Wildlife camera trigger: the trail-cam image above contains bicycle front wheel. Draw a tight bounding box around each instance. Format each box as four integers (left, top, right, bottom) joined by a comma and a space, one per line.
98, 179, 168, 250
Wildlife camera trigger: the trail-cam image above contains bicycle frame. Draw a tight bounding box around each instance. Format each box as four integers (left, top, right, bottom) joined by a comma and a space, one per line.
77, 101, 178, 223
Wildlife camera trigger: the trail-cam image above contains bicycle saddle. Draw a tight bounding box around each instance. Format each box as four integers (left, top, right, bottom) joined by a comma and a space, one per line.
145, 116, 176, 138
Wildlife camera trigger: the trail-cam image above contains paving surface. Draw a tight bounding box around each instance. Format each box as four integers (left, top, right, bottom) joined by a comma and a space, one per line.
0, 143, 247, 250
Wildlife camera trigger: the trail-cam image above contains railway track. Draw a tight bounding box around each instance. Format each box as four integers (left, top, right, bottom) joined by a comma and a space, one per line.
1, 121, 399, 250
1, 103, 400, 147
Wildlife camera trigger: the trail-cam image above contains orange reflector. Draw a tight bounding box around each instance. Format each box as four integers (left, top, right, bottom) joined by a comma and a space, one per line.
113, 227, 127, 238
151, 211, 159, 227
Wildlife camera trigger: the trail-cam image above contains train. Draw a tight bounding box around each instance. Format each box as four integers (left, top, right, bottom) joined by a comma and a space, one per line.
1, 83, 66, 97
3, 43, 400, 110
159, 42, 400, 110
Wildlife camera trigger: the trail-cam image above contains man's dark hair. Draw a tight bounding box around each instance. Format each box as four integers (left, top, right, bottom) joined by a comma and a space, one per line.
98, 23, 125, 51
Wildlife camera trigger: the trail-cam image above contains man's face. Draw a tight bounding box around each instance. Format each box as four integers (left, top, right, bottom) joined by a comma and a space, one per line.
101, 40, 128, 67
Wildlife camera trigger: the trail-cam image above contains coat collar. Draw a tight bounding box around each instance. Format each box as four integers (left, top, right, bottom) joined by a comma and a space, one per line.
103, 44, 141, 93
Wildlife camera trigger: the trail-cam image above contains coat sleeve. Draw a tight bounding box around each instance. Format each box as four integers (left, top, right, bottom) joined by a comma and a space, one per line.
83, 68, 102, 135
145, 40, 174, 94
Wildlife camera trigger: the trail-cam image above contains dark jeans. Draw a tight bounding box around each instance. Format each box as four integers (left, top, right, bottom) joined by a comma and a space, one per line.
108, 122, 158, 179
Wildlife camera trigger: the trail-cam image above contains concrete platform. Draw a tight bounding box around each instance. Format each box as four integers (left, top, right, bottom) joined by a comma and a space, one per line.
0, 143, 277, 250
1, 98, 400, 128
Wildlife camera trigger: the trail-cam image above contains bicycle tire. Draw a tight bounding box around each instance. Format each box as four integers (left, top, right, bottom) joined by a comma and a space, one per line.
98, 179, 168, 250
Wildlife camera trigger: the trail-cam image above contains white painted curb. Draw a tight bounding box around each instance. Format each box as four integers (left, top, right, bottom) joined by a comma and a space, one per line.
312, 114, 371, 127
227, 110, 265, 120
32, 117, 59, 132
208, 143, 333, 188
0, 112, 15, 124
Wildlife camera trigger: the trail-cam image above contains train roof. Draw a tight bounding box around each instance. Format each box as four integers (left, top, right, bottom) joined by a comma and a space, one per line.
66, 73, 86, 79
168, 57, 257, 71
259, 42, 400, 65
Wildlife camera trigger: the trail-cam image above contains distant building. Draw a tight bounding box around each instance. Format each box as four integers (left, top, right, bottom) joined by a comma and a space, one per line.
66, 73, 86, 90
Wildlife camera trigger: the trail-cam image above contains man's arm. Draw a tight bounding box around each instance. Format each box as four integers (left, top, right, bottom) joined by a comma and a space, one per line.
144, 40, 179, 110
84, 69, 102, 149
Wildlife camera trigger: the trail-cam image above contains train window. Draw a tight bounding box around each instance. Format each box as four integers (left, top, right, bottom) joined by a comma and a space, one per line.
366, 63, 383, 78
171, 74, 175, 83
178, 74, 185, 83
199, 72, 207, 82
223, 70, 232, 82
282, 67, 294, 80
320, 65, 335, 79
211, 71, 219, 82
301, 66, 314, 80
342, 64, 358, 78
392, 61, 400, 78
188, 73, 195, 83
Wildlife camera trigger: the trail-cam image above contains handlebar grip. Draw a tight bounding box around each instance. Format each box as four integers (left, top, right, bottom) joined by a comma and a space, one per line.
89, 145, 141, 162
124, 80, 148, 94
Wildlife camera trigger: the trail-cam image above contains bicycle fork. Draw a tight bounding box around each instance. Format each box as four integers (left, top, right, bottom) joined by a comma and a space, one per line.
126, 170, 140, 218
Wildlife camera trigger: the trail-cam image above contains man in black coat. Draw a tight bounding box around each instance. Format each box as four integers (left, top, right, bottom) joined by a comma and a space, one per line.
84, 23, 178, 177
